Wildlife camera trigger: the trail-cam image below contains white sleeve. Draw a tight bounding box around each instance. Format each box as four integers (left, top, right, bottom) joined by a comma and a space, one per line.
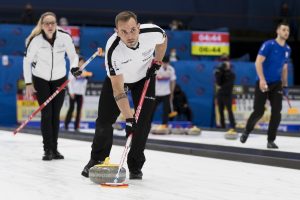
65, 34, 79, 69
170, 66, 176, 81
151, 24, 166, 45
23, 38, 38, 84
105, 42, 123, 77
67, 72, 75, 94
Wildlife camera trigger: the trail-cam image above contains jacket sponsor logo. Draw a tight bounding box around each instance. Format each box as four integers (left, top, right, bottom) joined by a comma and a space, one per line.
285, 51, 289, 58
121, 59, 131, 64
144, 96, 155, 100
142, 55, 152, 62
142, 49, 153, 57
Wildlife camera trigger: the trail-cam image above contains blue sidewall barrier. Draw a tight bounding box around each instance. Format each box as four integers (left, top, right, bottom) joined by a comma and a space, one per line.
0, 55, 294, 127
0, 56, 23, 126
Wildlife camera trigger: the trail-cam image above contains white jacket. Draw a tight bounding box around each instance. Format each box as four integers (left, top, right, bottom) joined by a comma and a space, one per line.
155, 64, 176, 96
23, 29, 78, 84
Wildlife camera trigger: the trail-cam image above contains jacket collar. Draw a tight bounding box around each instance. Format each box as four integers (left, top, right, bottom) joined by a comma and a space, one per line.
42, 30, 57, 46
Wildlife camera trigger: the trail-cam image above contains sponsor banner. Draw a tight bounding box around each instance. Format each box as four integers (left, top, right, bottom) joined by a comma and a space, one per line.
17, 81, 103, 129
215, 85, 300, 133
17, 95, 40, 121
191, 32, 230, 56
60, 26, 80, 47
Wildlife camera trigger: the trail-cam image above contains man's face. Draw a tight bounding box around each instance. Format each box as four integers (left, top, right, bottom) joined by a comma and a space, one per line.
277, 25, 290, 40
116, 18, 140, 48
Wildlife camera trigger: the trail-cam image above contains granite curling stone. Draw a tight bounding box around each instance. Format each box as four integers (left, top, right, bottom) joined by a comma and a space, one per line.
89, 157, 126, 184
224, 131, 239, 140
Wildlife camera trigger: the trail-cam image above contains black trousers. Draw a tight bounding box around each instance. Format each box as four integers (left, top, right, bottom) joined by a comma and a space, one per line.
217, 95, 236, 129
245, 81, 282, 142
65, 94, 83, 130
90, 76, 156, 172
153, 94, 171, 124
32, 76, 66, 151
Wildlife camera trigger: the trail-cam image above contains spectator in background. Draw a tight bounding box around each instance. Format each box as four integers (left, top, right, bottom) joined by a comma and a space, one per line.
278, 1, 298, 41
169, 48, 179, 62
146, 20, 154, 24
21, 3, 35, 24
279, 2, 289, 21
169, 84, 201, 135
172, 84, 192, 121
151, 56, 176, 134
59, 17, 69, 26
64, 56, 92, 132
214, 55, 236, 133
169, 19, 184, 30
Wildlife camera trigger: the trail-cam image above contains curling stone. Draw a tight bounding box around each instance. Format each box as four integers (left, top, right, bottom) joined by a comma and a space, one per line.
151, 125, 170, 135
186, 126, 201, 135
112, 122, 125, 130
89, 157, 126, 184
224, 129, 238, 140
171, 127, 185, 135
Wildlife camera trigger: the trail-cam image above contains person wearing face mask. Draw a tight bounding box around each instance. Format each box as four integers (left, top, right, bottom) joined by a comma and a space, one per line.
169, 48, 179, 62
240, 22, 291, 149
79, 11, 167, 180
23, 12, 79, 160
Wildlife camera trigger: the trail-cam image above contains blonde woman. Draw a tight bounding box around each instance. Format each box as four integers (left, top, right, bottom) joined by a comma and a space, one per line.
23, 12, 79, 160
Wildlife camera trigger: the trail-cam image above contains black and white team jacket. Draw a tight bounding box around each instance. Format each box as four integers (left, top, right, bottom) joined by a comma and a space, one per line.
23, 29, 78, 84
105, 24, 166, 84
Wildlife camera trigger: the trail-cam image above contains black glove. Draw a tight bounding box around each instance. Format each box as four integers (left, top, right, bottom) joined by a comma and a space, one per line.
71, 67, 82, 78
125, 118, 136, 137
146, 60, 162, 79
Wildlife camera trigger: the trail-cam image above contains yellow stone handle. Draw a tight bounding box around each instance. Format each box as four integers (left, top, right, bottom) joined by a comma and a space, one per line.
95, 157, 119, 167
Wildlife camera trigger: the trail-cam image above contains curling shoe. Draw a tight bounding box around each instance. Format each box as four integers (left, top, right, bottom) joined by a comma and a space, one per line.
267, 142, 278, 149
53, 150, 64, 159
240, 132, 249, 143
81, 159, 103, 178
129, 170, 143, 180
42, 149, 53, 161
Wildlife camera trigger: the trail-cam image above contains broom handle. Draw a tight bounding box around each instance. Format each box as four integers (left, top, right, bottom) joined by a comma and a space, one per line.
284, 95, 292, 108
170, 97, 174, 112
113, 78, 150, 183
